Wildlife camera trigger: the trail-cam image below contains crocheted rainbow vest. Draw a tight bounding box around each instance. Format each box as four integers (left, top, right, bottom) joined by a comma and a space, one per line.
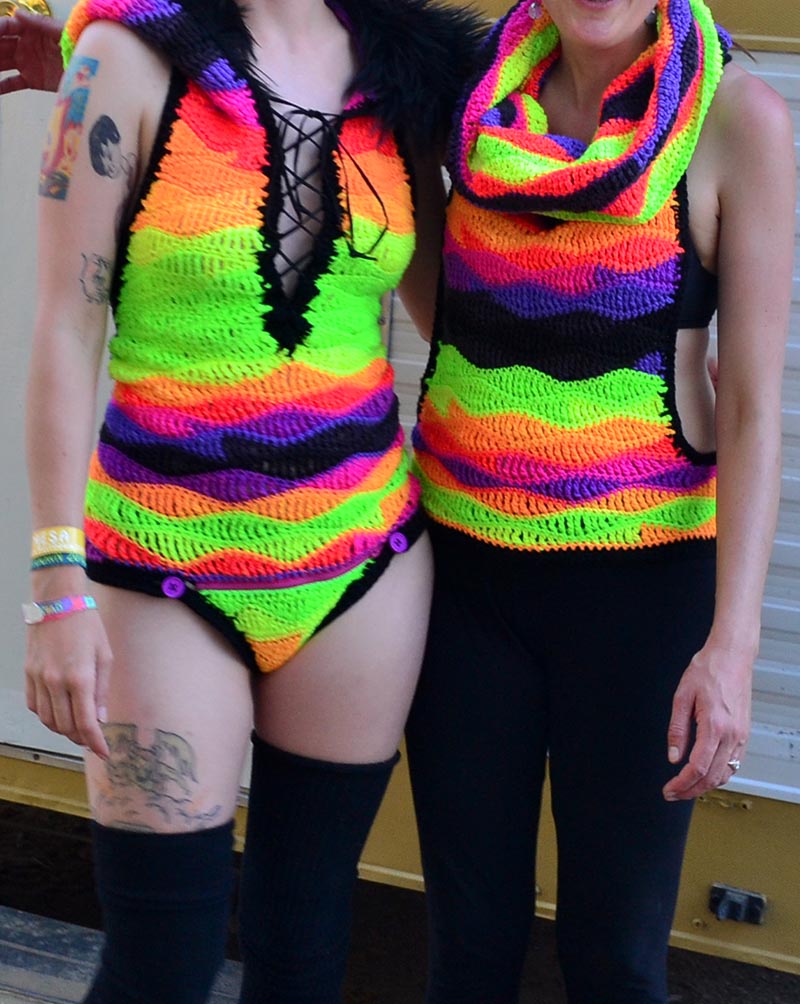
64, 0, 419, 667
414, 0, 725, 552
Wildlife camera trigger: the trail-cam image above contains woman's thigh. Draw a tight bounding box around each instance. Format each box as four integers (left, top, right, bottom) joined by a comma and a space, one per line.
252, 533, 433, 763
85, 583, 254, 832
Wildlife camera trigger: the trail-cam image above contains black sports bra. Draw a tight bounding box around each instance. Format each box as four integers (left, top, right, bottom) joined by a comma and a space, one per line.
679, 235, 718, 329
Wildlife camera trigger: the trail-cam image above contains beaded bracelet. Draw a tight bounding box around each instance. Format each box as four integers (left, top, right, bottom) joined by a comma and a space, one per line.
31, 526, 86, 560
21, 594, 97, 625
31, 552, 88, 572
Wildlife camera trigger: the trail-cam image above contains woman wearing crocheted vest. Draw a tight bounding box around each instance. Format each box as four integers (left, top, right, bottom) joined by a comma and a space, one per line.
21, 1, 482, 1001
408, 0, 794, 1001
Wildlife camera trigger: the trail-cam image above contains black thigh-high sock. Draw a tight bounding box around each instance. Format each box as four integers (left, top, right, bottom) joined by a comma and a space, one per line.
83, 820, 235, 1004
238, 736, 399, 1004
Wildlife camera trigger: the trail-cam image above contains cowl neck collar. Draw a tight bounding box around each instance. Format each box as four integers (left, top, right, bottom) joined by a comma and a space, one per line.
448, 0, 730, 223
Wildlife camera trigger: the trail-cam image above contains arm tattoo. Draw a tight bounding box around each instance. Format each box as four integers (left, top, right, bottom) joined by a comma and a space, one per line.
39, 57, 99, 201
87, 114, 139, 236
80, 252, 112, 304
89, 114, 138, 182
97, 722, 223, 827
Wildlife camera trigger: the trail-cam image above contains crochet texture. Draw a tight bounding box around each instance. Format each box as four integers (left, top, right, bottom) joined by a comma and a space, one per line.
64, 0, 419, 670
414, 0, 725, 552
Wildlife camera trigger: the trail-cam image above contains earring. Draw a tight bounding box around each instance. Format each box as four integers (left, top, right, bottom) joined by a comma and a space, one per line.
644, 6, 657, 26
529, 1, 543, 20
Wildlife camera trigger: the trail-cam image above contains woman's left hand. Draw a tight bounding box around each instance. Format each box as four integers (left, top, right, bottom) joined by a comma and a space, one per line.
662, 643, 753, 801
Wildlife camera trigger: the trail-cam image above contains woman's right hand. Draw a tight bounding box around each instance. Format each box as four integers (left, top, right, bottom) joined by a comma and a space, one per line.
24, 570, 112, 759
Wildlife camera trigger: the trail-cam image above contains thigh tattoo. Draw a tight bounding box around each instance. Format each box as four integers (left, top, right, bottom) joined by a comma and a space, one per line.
92, 723, 223, 830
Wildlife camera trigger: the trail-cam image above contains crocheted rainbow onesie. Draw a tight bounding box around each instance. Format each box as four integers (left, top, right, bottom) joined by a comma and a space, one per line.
63, 0, 483, 672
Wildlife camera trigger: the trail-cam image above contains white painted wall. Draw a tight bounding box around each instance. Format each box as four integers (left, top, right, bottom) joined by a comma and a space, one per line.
0, 1, 103, 759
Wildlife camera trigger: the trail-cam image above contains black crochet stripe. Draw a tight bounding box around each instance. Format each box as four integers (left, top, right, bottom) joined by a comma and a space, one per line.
99, 401, 400, 478
439, 292, 677, 380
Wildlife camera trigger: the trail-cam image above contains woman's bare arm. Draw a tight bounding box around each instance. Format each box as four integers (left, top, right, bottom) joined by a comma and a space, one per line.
664, 68, 796, 800
25, 21, 157, 757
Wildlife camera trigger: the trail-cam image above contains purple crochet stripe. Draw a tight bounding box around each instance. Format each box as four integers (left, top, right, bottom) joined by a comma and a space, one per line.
197, 57, 250, 95
633, 352, 666, 376
97, 442, 379, 503
104, 391, 394, 455
127, 385, 397, 440
445, 255, 680, 321
420, 442, 715, 501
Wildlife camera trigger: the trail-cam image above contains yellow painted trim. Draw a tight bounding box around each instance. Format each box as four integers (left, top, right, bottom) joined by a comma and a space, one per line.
2, 753, 799, 976
0, 751, 250, 850
357, 864, 424, 892
453, 1, 800, 51
728, 37, 800, 54
670, 931, 800, 976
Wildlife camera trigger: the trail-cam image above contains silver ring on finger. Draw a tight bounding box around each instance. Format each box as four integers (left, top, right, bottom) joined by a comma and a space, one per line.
726, 758, 741, 772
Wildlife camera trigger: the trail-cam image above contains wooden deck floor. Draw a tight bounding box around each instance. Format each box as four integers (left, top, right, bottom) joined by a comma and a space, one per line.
0, 906, 241, 1004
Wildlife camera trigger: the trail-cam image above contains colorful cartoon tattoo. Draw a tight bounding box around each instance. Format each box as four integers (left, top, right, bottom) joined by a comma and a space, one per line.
39, 57, 99, 201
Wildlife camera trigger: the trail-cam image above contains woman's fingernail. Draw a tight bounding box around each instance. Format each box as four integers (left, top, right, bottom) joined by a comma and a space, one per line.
664, 792, 678, 802
668, 746, 680, 763
97, 707, 107, 723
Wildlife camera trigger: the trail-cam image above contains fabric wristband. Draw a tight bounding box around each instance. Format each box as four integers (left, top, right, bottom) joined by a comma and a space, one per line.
31, 552, 88, 571
22, 594, 97, 625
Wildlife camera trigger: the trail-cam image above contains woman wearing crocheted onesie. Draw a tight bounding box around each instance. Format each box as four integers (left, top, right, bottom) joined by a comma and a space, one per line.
407, 1, 794, 1001
22, 1, 481, 1001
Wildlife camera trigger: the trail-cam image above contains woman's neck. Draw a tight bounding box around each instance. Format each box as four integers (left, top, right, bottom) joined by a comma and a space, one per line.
550, 24, 655, 118
237, 0, 354, 113
241, 0, 335, 42
538, 22, 655, 142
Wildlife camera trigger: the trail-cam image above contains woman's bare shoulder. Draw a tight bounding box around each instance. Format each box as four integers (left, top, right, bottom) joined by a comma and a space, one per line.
69, 18, 169, 87
706, 61, 793, 155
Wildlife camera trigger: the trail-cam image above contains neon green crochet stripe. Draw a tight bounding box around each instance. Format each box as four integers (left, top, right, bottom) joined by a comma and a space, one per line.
425, 345, 669, 428
296, 236, 407, 362
200, 563, 366, 640
481, 127, 637, 183
113, 228, 274, 383
86, 468, 410, 565
640, 0, 724, 221
495, 20, 558, 107
419, 478, 717, 548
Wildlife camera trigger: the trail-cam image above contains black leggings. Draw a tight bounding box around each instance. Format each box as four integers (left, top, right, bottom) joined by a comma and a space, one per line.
406, 526, 716, 1004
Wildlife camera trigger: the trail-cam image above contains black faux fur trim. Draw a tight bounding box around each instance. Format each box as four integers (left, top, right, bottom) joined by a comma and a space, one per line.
338, 0, 489, 146
182, 0, 488, 147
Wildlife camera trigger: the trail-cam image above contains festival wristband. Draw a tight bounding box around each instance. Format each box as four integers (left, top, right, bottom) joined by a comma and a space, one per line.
22, 594, 97, 625
31, 552, 88, 571
31, 526, 86, 560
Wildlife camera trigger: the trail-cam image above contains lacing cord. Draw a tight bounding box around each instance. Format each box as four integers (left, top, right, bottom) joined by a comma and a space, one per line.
270, 96, 389, 286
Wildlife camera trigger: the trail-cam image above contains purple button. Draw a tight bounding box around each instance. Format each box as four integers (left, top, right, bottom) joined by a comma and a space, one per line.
161, 576, 186, 599
389, 531, 408, 554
